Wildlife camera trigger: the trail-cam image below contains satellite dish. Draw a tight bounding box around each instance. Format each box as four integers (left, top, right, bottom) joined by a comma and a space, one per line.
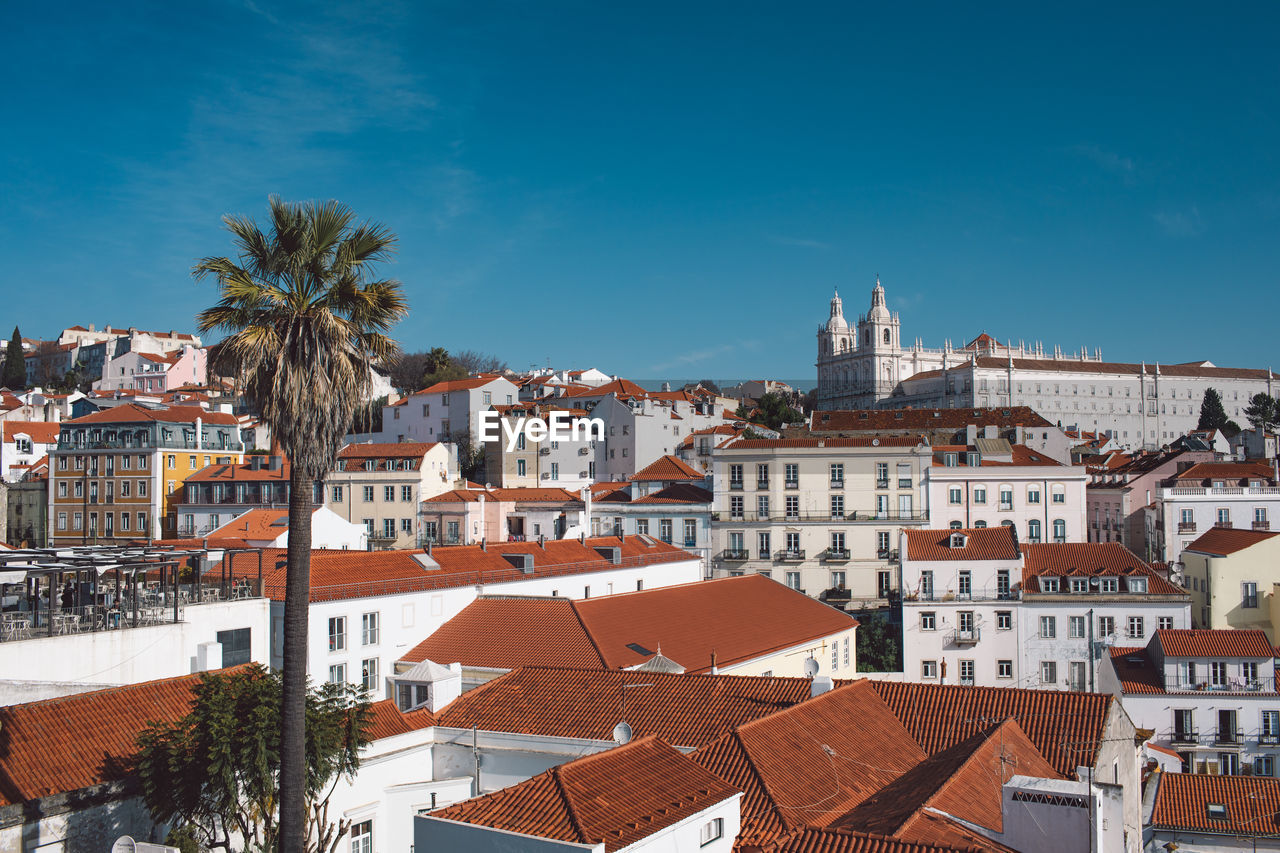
612, 721, 633, 745
803, 657, 820, 678
112, 838, 137, 853
871, 438, 880, 446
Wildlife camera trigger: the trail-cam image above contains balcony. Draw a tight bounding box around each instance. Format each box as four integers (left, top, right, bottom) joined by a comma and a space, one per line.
1255, 520, 1271, 531
729, 481, 744, 491
1213, 729, 1245, 747
757, 480, 770, 490
784, 480, 799, 489
946, 628, 981, 646
721, 549, 750, 561
776, 549, 806, 562
1177, 522, 1197, 533
1214, 521, 1234, 530
1260, 733, 1280, 746
709, 509, 929, 524
1170, 730, 1199, 745
876, 480, 889, 489
822, 549, 851, 562
1164, 676, 1276, 693
829, 480, 844, 489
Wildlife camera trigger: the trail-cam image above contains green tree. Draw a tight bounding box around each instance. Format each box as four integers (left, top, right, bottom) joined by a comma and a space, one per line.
754, 392, 806, 431
2, 327, 25, 390
1244, 393, 1280, 432
135, 665, 372, 853
194, 197, 406, 852
855, 611, 902, 672
1197, 388, 1231, 432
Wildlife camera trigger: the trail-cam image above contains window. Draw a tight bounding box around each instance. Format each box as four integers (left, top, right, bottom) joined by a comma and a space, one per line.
998, 660, 1013, 679
757, 496, 770, 517
832, 643, 838, 671
920, 612, 936, 631
920, 570, 934, 599
756, 463, 769, 488
1218, 507, 1231, 526
875, 462, 888, 486
1099, 577, 1118, 593
636, 519, 650, 535
684, 518, 697, 547
328, 616, 346, 652
973, 486, 986, 504
999, 486, 1013, 510
785, 463, 799, 486
997, 610, 1012, 630
1244, 582, 1259, 609
1211, 661, 1229, 687
350, 818, 372, 853
517, 459, 526, 477
138, 480, 147, 497
1263, 710, 1280, 741
1098, 615, 1115, 636
1258, 756, 1275, 777
1069, 615, 1086, 639
1052, 519, 1066, 542
729, 464, 743, 487
700, 817, 724, 846
948, 486, 962, 505
957, 570, 971, 598
362, 485, 374, 502
785, 571, 800, 590
382, 518, 395, 538
830, 494, 844, 519
361, 612, 379, 645
331, 485, 344, 503
1040, 616, 1056, 638
1127, 616, 1145, 640
1070, 578, 1088, 594
829, 463, 844, 485
166, 455, 175, 469
830, 531, 846, 555
729, 496, 743, 519
1040, 661, 1057, 684
401, 518, 413, 533
757, 531, 770, 559
832, 569, 846, 588
1027, 486, 1040, 505
922, 660, 938, 678
361, 658, 379, 693
786, 495, 799, 518
658, 519, 673, 543
959, 660, 975, 684
843, 637, 850, 667
1051, 484, 1066, 504
1158, 616, 1174, 631
328, 663, 346, 684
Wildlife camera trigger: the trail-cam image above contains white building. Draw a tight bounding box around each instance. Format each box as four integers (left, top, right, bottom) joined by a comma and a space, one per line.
382, 375, 520, 443
815, 281, 1279, 449
1101, 629, 1280, 778
223, 536, 703, 696
480, 401, 600, 489
590, 456, 713, 573
901, 527, 1190, 691
0, 420, 59, 482
1156, 461, 1280, 568
710, 435, 931, 607
590, 392, 733, 483
923, 438, 1088, 544
206, 505, 369, 550
419, 486, 587, 545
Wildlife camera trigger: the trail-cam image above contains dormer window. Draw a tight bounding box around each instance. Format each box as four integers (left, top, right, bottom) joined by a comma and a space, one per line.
949, 532, 968, 548
1069, 578, 1088, 593
1040, 577, 1060, 593
966, 452, 980, 467
944, 452, 958, 467
1099, 578, 1119, 593
1127, 577, 1148, 594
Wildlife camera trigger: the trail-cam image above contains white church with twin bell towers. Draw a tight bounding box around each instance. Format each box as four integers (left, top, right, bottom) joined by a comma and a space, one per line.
815, 278, 1278, 449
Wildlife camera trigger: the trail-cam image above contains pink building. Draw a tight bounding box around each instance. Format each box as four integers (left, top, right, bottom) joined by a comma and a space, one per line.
97, 346, 207, 393
1087, 445, 1215, 561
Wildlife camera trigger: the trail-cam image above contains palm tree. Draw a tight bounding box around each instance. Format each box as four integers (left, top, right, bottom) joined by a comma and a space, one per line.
194, 197, 407, 852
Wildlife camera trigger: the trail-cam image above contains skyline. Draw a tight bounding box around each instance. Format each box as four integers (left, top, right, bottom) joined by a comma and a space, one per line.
4, 2, 1280, 379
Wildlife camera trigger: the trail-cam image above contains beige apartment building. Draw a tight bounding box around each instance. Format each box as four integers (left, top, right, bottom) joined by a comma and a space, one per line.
1181, 526, 1280, 638
324, 442, 456, 549
709, 436, 932, 607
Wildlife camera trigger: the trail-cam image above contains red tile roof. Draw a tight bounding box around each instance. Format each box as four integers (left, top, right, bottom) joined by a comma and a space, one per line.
185, 459, 286, 482
364, 698, 436, 740
223, 536, 698, 602
436, 666, 815, 749
758, 827, 998, 853
422, 487, 583, 504
1170, 461, 1276, 483
866, 681, 1112, 777
1155, 629, 1277, 658
401, 575, 856, 674
811, 407, 1052, 433
211, 507, 327, 542
630, 454, 704, 482
67, 403, 238, 426
417, 376, 509, 394
1021, 543, 1186, 595
903, 528, 1019, 562
631, 483, 713, 504
0, 667, 250, 806
1, 421, 61, 444
337, 441, 440, 459
1184, 526, 1280, 556
917, 356, 1277, 382
930, 444, 1064, 467
429, 737, 740, 852
728, 437, 925, 449
1150, 773, 1280, 837
558, 378, 648, 399
1106, 648, 1165, 695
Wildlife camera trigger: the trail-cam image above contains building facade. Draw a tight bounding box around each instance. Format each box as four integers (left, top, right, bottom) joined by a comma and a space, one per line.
1156, 461, 1280, 568
1180, 527, 1280, 636
325, 442, 457, 549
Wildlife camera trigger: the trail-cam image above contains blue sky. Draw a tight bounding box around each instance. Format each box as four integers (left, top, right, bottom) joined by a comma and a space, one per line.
4, 2, 1279, 383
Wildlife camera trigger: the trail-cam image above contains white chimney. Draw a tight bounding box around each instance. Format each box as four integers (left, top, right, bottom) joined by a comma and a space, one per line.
810, 675, 834, 698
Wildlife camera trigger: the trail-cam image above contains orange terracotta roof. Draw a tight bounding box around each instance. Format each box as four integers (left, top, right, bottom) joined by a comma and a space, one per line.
811, 407, 1052, 432
1155, 628, 1276, 658
186, 459, 286, 482
402, 575, 856, 673
729, 437, 924, 450
867, 681, 1112, 777
223, 536, 697, 603
364, 698, 436, 740
211, 507, 324, 541
758, 827, 998, 853
417, 376, 507, 394
630, 483, 713, 504
930, 444, 1064, 467
903, 528, 1019, 562
589, 481, 629, 495
1021, 543, 1185, 595
1170, 461, 1276, 483
630, 454, 703, 481
0, 667, 250, 805
1107, 647, 1164, 694
1184, 526, 1280, 556
559, 378, 648, 398
423, 487, 582, 504
430, 737, 740, 852
1, 421, 61, 444
138, 350, 183, 365
337, 441, 440, 459
436, 666, 815, 748
68, 403, 238, 425
1150, 773, 1280, 837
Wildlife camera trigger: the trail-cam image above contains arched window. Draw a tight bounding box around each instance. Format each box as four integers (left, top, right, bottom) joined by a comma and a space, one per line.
973, 520, 988, 529
1000, 520, 1014, 527
864, 329, 870, 345
884, 328, 891, 344
1027, 519, 1041, 543
949, 520, 963, 529
1052, 519, 1066, 542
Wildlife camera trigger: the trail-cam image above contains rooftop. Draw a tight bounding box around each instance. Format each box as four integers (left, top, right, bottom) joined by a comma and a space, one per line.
630, 453, 704, 482
1155, 628, 1277, 659
811, 406, 1052, 433
337, 441, 441, 459
1020, 542, 1185, 595
1150, 772, 1280, 837
903, 528, 1020, 562
1184, 526, 1280, 556
65, 403, 238, 426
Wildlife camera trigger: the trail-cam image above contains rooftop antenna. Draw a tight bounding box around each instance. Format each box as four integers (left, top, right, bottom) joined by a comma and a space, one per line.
803, 656, 820, 679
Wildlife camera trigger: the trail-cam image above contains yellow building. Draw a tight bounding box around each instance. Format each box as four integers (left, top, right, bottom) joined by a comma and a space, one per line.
1181, 527, 1280, 639
48, 404, 244, 545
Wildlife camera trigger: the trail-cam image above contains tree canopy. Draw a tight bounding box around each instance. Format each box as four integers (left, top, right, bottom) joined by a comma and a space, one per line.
134, 665, 372, 853
388, 347, 507, 392
742, 392, 805, 430
2, 327, 25, 390
1244, 393, 1280, 433
1197, 388, 1234, 434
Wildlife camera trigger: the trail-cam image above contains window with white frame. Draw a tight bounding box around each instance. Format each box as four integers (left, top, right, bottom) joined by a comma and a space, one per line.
959, 660, 974, 684
996, 611, 1012, 630
1040, 661, 1057, 684
920, 611, 936, 631
921, 660, 937, 678
1069, 615, 1085, 639
361, 612, 379, 645
1040, 616, 1056, 638
948, 486, 962, 505
998, 660, 1013, 679
328, 616, 346, 652
350, 819, 372, 853
1158, 616, 1174, 631
1127, 616, 1144, 640
329, 663, 346, 684
361, 658, 379, 693
700, 817, 724, 846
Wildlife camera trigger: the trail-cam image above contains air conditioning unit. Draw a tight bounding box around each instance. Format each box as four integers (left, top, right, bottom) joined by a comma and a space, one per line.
540, 472, 551, 479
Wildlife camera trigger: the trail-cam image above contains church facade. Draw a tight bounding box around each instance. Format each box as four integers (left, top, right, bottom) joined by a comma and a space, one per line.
816, 281, 1277, 449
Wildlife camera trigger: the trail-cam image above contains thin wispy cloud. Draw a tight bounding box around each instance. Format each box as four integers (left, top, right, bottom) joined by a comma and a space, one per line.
1154, 206, 1205, 237
768, 235, 830, 249
646, 343, 739, 374
1072, 144, 1136, 184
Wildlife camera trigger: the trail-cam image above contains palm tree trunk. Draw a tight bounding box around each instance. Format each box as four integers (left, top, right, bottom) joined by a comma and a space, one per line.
279, 465, 314, 852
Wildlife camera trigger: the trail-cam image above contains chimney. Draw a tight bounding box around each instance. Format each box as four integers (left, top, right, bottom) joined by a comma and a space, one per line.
268, 455, 282, 471
710, 650, 718, 675
810, 675, 834, 698
249, 455, 263, 471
